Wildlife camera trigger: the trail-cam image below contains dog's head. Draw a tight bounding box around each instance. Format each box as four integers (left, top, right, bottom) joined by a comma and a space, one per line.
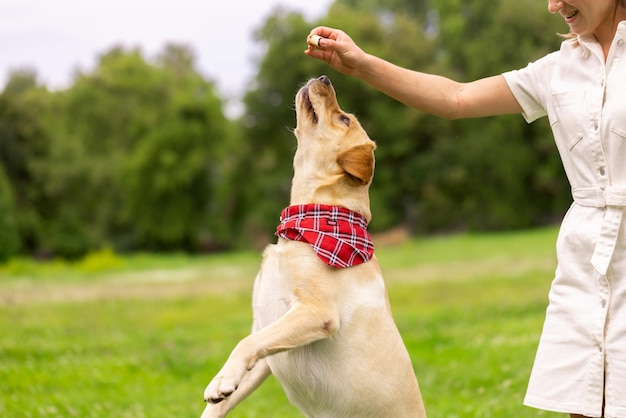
292, 76, 376, 219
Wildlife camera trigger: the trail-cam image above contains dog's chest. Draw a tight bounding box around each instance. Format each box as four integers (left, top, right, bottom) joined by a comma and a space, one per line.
251, 243, 297, 328
252, 241, 386, 329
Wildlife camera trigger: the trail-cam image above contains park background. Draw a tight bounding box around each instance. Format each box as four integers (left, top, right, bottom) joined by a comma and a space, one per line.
2, 0, 573, 416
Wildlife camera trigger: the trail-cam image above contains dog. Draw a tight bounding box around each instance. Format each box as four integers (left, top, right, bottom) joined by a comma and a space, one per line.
201, 75, 426, 418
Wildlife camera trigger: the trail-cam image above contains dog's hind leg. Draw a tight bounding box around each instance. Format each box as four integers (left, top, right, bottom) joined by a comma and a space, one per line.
204, 298, 339, 405
201, 357, 271, 418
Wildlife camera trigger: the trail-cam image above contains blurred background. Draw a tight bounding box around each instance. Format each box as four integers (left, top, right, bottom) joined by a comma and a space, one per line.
0, 2, 572, 416
0, 0, 569, 261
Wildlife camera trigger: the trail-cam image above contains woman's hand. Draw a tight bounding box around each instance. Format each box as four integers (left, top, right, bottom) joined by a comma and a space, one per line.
304, 26, 367, 77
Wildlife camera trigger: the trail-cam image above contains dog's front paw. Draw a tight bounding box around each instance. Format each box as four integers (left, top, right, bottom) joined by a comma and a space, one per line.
204, 376, 236, 404
203, 364, 246, 404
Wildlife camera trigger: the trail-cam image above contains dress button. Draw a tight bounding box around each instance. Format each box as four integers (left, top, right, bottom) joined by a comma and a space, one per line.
599, 167, 606, 176
618, 39, 625, 47
601, 299, 607, 308
594, 122, 599, 130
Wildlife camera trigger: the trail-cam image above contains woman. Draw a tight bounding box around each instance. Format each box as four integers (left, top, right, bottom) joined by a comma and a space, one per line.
305, 1, 626, 417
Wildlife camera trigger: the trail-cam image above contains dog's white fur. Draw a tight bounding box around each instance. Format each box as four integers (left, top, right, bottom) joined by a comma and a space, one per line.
202, 76, 426, 418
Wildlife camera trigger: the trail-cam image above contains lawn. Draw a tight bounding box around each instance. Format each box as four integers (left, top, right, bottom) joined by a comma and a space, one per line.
0, 227, 568, 417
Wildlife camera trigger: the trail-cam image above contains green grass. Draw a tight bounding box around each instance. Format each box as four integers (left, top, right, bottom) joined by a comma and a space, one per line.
0, 227, 568, 417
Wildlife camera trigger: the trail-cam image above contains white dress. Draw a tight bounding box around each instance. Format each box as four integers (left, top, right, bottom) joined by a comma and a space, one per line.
502, 22, 626, 417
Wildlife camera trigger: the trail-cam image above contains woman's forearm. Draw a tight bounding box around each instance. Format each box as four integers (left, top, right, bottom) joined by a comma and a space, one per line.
355, 53, 522, 120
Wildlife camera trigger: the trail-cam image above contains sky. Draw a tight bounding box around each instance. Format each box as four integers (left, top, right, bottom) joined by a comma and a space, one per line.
0, 0, 334, 117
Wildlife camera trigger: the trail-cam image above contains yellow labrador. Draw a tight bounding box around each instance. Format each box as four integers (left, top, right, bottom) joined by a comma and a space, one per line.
202, 76, 426, 418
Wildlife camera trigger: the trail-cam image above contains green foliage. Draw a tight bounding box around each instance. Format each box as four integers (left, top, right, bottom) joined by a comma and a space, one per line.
52, 46, 207, 252
0, 168, 20, 260
75, 247, 124, 273
233, 0, 570, 238
409, 0, 568, 231
0, 0, 574, 259
0, 44, 240, 257
0, 72, 52, 254
122, 98, 226, 251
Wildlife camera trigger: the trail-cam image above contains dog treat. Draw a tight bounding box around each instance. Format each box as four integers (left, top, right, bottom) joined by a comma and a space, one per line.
307, 34, 323, 48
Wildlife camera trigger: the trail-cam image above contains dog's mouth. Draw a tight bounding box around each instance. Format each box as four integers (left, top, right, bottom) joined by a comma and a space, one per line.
301, 87, 319, 124
298, 76, 334, 125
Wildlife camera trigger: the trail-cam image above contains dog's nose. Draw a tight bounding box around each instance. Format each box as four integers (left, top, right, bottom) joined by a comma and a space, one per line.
318, 75, 331, 86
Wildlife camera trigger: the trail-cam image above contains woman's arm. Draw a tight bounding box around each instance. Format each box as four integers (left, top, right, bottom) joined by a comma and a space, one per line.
305, 26, 523, 120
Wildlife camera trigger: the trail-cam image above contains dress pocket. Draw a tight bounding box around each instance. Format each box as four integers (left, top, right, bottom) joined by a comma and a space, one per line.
611, 125, 626, 140
548, 91, 585, 151
609, 125, 626, 181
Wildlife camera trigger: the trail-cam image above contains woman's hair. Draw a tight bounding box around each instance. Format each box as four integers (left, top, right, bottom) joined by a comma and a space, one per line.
561, 0, 626, 41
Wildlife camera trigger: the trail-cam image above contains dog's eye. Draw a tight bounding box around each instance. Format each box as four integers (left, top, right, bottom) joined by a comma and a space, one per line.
340, 115, 350, 127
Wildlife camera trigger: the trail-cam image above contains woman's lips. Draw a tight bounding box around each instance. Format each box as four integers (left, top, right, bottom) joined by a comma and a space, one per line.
565, 10, 579, 23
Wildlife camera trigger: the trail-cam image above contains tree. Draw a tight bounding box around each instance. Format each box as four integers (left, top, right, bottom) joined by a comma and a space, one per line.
0, 69, 52, 254
239, 0, 570, 237
122, 88, 232, 251
121, 44, 240, 251
0, 167, 20, 261
35, 44, 237, 255
0, 0, 576, 259
407, 0, 569, 230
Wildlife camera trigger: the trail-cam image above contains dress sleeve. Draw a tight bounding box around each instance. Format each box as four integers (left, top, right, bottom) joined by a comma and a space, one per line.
502, 51, 559, 123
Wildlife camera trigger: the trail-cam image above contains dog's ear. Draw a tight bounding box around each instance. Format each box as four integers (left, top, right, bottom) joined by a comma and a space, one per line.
337, 143, 376, 185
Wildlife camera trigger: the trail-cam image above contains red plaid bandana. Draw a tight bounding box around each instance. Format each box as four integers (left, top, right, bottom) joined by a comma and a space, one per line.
275, 204, 374, 268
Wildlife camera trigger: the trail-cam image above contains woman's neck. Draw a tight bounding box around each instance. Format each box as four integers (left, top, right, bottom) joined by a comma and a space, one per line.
595, 6, 626, 59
